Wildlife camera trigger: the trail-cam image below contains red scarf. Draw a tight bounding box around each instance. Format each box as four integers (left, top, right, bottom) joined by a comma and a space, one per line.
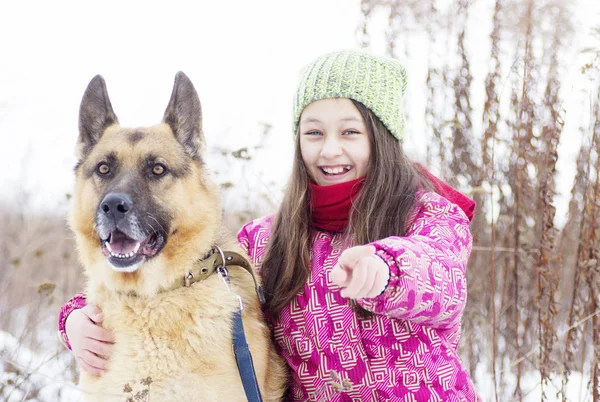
309, 166, 476, 232
309, 178, 365, 232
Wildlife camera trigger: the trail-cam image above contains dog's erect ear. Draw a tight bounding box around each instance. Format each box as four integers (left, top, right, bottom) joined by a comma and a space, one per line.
162, 71, 205, 159
77, 75, 119, 159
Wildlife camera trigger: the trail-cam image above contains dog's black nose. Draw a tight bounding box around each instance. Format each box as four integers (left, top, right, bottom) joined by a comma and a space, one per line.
100, 193, 133, 220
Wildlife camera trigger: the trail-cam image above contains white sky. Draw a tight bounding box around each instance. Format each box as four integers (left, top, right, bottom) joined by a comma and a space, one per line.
0, 0, 362, 213
1, 0, 599, 224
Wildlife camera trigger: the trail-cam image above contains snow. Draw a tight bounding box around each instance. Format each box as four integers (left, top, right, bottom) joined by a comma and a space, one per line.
0, 330, 82, 401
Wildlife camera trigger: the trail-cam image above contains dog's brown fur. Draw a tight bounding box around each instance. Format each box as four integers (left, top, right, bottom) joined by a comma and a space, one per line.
69, 72, 288, 401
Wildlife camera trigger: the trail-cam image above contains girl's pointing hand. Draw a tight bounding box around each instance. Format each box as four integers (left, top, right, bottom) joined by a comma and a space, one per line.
331, 245, 390, 299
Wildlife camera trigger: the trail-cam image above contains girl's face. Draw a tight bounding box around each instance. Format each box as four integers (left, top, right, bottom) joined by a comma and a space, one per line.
299, 98, 370, 186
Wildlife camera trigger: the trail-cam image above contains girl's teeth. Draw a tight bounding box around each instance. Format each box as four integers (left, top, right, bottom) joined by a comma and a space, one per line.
322, 166, 350, 174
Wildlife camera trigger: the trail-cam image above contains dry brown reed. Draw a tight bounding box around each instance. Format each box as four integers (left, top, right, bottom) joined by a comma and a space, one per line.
360, 0, 598, 400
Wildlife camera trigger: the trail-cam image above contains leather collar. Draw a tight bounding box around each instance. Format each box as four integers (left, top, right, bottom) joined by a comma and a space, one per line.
161, 246, 265, 304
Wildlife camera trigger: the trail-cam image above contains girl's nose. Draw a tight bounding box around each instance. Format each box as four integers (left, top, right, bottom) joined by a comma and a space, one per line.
320, 135, 342, 159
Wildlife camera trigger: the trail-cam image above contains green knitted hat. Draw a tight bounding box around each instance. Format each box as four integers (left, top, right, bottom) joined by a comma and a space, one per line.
293, 50, 408, 142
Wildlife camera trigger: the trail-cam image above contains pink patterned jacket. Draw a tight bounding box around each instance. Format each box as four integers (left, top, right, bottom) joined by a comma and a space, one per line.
58, 190, 480, 401
237, 191, 480, 401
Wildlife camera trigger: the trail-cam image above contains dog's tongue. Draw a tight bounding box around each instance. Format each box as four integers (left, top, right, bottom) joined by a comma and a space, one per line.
109, 230, 139, 254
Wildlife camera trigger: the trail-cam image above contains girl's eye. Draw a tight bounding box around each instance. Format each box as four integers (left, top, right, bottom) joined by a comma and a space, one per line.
304, 130, 322, 136
97, 163, 110, 175
343, 130, 359, 135
152, 163, 167, 176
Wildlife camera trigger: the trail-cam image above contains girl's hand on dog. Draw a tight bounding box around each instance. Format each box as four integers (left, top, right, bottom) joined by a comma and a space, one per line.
331, 245, 390, 299
66, 304, 115, 375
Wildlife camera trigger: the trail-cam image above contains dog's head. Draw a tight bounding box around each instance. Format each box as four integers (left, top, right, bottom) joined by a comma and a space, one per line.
70, 72, 221, 296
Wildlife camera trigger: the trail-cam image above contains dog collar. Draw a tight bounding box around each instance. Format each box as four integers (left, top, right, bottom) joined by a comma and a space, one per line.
160, 246, 265, 304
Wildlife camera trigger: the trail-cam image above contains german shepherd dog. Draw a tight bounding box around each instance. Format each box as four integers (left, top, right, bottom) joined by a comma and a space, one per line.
69, 72, 287, 401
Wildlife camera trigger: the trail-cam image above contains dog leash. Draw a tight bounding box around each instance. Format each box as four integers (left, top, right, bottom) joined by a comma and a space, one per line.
187, 246, 265, 402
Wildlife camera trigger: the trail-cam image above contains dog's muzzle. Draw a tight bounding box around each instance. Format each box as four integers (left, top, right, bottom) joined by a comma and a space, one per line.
96, 193, 166, 271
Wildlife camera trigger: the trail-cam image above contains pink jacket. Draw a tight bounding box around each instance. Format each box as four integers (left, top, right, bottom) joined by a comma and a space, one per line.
237, 191, 480, 401
58, 190, 480, 401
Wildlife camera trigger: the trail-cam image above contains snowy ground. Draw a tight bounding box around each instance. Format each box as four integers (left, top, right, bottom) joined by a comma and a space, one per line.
1, 328, 593, 401
0, 330, 82, 401
474, 365, 592, 402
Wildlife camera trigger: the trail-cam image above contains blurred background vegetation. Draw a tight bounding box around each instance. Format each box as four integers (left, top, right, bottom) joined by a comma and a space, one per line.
356, 0, 600, 400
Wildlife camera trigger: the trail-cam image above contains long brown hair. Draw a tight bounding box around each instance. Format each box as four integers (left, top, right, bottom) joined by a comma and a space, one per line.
260, 100, 431, 318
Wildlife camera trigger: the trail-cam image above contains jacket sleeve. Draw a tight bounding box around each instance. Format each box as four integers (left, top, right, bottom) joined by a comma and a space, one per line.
237, 222, 252, 257
236, 215, 274, 276
356, 191, 472, 330
57, 292, 87, 350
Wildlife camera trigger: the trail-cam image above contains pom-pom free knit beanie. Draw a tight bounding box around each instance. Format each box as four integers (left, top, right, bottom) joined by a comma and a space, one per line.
293, 50, 408, 142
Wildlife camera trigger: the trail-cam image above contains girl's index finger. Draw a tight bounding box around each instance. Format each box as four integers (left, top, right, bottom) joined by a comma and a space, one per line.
338, 245, 377, 268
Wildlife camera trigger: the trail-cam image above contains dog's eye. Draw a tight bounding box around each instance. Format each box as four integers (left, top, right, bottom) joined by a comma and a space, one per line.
97, 163, 110, 175
152, 163, 167, 176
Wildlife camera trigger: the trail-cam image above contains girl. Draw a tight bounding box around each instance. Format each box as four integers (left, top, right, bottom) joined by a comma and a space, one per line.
59, 50, 480, 401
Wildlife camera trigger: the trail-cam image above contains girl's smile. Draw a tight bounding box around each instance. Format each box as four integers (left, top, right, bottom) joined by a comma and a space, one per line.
317, 164, 353, 183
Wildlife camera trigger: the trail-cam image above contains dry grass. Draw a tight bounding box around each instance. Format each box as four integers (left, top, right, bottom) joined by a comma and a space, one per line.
0, 193, 82, 400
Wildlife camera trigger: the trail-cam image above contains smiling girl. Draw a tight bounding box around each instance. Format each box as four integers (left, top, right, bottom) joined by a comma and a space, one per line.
238, 50, 481, 401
